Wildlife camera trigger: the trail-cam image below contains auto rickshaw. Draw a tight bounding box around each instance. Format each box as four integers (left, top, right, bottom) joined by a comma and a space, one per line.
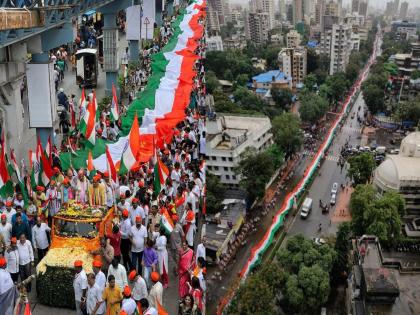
75, 48, 98, 88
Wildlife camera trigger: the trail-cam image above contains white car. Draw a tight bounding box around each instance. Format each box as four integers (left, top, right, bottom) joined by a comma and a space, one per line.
331, 182, 338, 194
313, 238, 326, 246
330, 193, 336, 205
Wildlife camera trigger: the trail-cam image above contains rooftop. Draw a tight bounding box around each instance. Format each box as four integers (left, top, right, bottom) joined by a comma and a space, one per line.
252, 70, 290, 84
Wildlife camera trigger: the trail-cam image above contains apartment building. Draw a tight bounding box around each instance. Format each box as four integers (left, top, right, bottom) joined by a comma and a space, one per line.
206, 35, 224, 51
206, 115, 273, 185
248, 12, 270, 45
287, 29, 301, 48
278, 46, 307, 87
330, 23, 353, 75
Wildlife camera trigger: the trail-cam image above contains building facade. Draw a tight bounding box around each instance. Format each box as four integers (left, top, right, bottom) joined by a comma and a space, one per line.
286, 29, 301, 48
206, 35, 224, 51
278, 46, 307, 87
248, 12, 270, 45
329, 23, 353, 75
399, 2, 408, 20
293, 0, 303, 25
206, 115, 273, 185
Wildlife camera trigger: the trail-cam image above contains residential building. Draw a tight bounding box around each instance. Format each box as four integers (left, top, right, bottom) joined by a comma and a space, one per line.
385, 1, 394, 17
248, 11, 270, 45
279, 0, 286, 20
206, 114, 273, 185
286, 29, 301, 48
293, 0, 303, 25
325, 0, 338, 17
391, 20, 418, 40
329, 23, 353, 75
206, 35, 224, 51
278, 46, 307, 87
399, 2, 408, 20
315, 0, 325, 27
393, 42, 420, 76
208, 0, 227, 26
351, 32, 360, 51
262, 0, 276, 30
373, 132, 420, 215
286, 3, 294, 24
358, 0, 368, 19
351, 0, 359, 13
207, 1, 221, 35
251, 70, 292, 99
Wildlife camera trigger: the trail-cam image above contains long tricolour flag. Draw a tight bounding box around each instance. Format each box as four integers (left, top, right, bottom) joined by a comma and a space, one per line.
119, 113, 140, 175
111, 83, 119, 122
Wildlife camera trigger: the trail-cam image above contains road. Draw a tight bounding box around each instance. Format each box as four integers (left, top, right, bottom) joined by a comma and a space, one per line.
287, 92, 366, 239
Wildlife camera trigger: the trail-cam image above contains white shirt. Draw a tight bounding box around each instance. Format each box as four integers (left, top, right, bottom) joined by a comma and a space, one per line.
5, 248, 19, 274
148, 281, 163, 309
143, 307, 158, 315
0, 222, 12, 245
129, 225, 147, 253
87, 283, 104, 314
107, 264, 128, 290
199, 136, 206, 155
95, 270, 106, 293
17, 240, 34, 265
0, 269, 14, 294
121, 297, 137, 315
73, 270, 88, 302
130, 206, 145, 226
120, 218, 132, 239
32, 223, 51, 250
4, 209, 16, 224
132, 276, 148, 301
171, 169, 180, 183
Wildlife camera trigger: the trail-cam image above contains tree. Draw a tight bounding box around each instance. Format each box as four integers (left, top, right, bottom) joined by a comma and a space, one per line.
303, 74, 318, 92
331, 222, 352, 284
362, 83, 386, 114
235, 148, 275, 204
392, 98, 420, 126
349, 185, 406, 246
411, 70, 420, 80
236, 73, 249, 86
205, 71, 220, 94
299, 92, 329, 124
271, 87, 293, 109
266, 144, 285, 169
271, 113, 303, 158
205, 172, 225, 214
324, 72, 349, 104
347, 152, 376, 185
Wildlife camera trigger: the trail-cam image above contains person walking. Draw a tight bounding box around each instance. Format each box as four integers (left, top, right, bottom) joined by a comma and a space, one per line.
120, 209, 132, 271
17, 233, 34, 292
5, 237, 19, 282
73, 260, 88, 315
32, 216, 51, 262
107, 258, 128, 291
142, 239, 158, 289
86, 273, 105, 315
128, 270, 148, 305
129, 216, 147, 275
148, 272, 163, 310
156, 229, 169, 288
102, 275, 123, 315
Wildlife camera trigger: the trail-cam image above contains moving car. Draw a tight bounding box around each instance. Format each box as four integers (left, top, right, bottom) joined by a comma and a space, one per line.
331, 182, 338, 194
330, 193, 336, 205
300, 197, 313, 218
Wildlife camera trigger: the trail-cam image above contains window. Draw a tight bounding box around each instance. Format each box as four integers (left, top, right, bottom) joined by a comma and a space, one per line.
211, 156, 216, 161
214, 166, 219, 170
224, 167, 229, 171
207, 166, 212, 170
226, 175, 230, 180
232, 175, 237, 180
222, 157, 226, 161
228, 157, 233, 162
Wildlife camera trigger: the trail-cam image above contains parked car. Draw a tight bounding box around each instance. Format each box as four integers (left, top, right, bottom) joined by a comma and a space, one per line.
330, 193, 336, 205
313, 238, 326, 246
331, 182, 338, 194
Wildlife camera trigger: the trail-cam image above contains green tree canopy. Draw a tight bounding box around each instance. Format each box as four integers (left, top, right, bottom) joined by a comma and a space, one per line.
234, 147, 275, 204
349, 185, 406, 245
205, 70, 220, 94
271, 87, 293, 109
323, 72, 349, 104
299, 92, 329, 124
303, 74, 318, 92
392, 98, 420, 126
272, 113, 303, 158
361, 83, 386, 114
331, 222, 352, 284
266, 144, 285, 169
411, 70, 420, 80
347, 152, 376, 185
205, 172, 225, 215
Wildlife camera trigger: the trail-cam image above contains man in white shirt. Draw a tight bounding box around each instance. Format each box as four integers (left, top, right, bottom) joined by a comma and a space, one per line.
139, 298, 158, 315
86, 273, 105, 315
0, 257, 14, 295
17, 234, 34, 292
5, 237, 19, 282
107, 258, 128, 291
129, 216, 147, 274
4, 201, 16, 224
0, 214, 12, 246
148, 272, 163, 310
121, 285, 137, 315
196, 237, 206, 265
73, 260, 88, 315
32, 216, 51, 262
128, 270, 148, 303
92, 260, 106, 294
120, 209, 133, 272
129, 199, 145, 225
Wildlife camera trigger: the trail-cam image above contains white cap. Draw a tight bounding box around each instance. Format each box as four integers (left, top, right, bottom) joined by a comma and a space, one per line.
59, 88, 64, 92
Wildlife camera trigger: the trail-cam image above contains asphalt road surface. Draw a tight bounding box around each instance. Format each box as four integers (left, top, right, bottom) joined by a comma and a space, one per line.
287, 92, 367, 239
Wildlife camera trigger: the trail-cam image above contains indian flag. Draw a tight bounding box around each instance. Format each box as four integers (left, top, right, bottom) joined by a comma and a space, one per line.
119, 113, 140, 175
87, 150, 96, 179
106, 145, 118, 183
79, 98, 96, 146
153, 156, 169, 195
111, 83, 119, 122
160, 208, 174, 234
0, 149, 12, 198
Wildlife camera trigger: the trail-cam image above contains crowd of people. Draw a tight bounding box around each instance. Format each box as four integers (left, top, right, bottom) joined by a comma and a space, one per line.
0, 3, 208, 315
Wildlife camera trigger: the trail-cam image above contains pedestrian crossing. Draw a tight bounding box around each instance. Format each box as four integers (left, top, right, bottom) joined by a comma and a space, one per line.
342, 126, 362, 134
325, 155, 340, 162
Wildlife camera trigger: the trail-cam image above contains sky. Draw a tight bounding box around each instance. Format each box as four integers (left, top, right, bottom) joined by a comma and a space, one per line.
228, 0, 420, 10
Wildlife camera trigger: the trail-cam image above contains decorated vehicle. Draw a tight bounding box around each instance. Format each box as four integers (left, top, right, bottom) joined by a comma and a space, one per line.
36, 201, 115, 308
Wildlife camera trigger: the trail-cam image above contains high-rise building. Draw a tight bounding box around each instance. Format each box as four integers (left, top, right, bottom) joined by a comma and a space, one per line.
207, 1, 221, 35
351, 0, 359, 13
248, 12, 270, 45
249, 0, 275, 29
208, 0, 227, 26
279, 0, 286, 18
385, 1, 394, 17
315, 0, 325, 27
337, 0, 343, 17
325, 0, 338, 17
278, 47, 307, 86
287, 29, 301, 48
399, 1, 408, 20
293, 0, 303, 25
330, 23, 353, 75
358, 1, 368, 19
394, 0, 400, 14
286, 3, 294, 24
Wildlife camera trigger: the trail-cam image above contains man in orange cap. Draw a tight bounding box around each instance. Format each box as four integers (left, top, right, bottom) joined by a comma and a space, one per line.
128, 269, 147, 303
4, 236, 19, 282
129, 216, 147, 274
4, 200, 16, 224
0, 256, 14, 294
120, 209, 132, 272
148, 271, 163, 309
182, 204, 196, 249
73, 260, 88, 315
88, 174, 106, 206
121, 285, 137, 315
92, 259, 106, 294
75, 169, 89, 204
0, 213, 12, 246
129, 198, 145, 226
51, 166, 64, 184
117, 194, 130, 214
103, 170, 117, 209
60, 177, 74, 204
